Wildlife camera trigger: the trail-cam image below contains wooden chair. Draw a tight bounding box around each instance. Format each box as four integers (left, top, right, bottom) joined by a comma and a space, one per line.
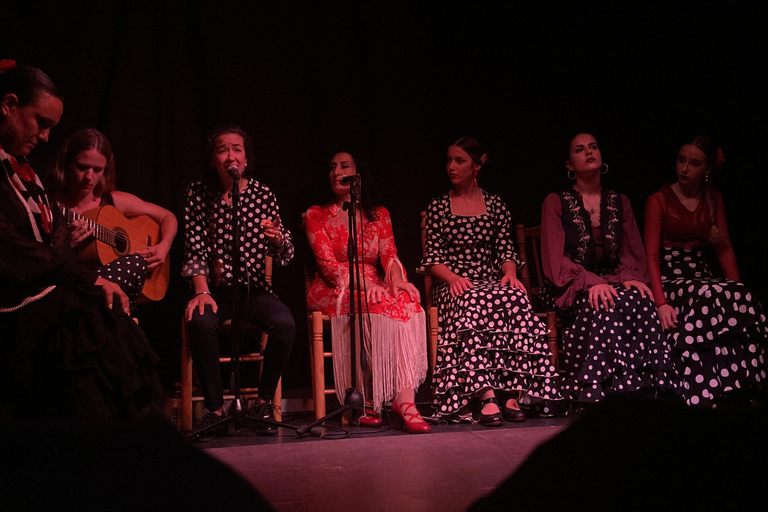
302, 212, 343, 421
179, 256, 282, 431
305, 268, 340, 421
515, 224, 562, 372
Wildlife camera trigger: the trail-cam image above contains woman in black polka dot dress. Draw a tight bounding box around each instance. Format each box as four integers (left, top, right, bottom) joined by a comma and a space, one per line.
183, 126, 295, 436
644, 136, 767, 406
418, 138, 561, 425
541, 133, 678, 407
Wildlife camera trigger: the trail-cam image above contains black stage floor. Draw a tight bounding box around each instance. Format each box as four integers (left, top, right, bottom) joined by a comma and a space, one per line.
195, 408, 570, 511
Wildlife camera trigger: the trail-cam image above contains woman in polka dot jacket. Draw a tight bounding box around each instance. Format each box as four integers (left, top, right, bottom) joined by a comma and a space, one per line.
644, 135, 767, 406
419, 137, 562, 426
182, 126, 296, 435
541, 133, 678, 408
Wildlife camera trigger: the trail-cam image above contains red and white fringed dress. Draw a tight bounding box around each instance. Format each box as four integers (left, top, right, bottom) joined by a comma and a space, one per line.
305, 204, 427, 412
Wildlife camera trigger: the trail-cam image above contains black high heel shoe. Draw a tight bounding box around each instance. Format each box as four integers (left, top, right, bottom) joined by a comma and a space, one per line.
475, 397, 503, 427
502, 397, 527, 422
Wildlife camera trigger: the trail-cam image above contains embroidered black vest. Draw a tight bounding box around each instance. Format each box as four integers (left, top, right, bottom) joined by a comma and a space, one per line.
558, 189, 623, 274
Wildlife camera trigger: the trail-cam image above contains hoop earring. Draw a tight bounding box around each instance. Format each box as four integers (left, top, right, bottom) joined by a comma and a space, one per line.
600, 164, 609, 175
567, 169, 576, 180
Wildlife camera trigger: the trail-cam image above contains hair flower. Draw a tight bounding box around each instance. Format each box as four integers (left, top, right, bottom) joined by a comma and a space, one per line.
715, 147, 725, 169
0, 59, 17, 73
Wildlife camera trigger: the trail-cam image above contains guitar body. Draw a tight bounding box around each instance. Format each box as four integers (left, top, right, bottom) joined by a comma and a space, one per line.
77, 205, 170, 302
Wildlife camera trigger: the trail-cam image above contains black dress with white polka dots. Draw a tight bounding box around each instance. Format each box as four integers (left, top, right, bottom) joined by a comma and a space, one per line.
660, 247, 767, 406
91, 193, 148, 308
418, 192, 561, 417
542, 190, 678, 403
182, 178, 294, 289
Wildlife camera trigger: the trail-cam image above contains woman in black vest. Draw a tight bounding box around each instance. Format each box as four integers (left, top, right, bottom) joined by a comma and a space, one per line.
541, 133, 678, 409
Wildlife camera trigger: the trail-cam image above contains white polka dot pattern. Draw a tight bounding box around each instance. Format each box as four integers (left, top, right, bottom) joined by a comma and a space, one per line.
660, 247, 767, 406
182, 178, 293, 291
420, 192, 561, 417
562, 288, 678, 402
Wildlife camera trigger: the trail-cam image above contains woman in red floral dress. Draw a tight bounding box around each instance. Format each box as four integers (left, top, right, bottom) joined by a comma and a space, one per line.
305, 151, 430, 433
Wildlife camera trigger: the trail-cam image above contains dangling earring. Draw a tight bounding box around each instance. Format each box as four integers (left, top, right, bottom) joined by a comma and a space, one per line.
705, 173, 710, 183
600, 164, 609, 175
567, 169, 576, 180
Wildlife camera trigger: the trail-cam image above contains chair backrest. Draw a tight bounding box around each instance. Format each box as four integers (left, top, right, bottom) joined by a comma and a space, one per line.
420, 211, 435, 310
264, 255, 273, 287
515, 224, 545, 297
300, 212, 316, 303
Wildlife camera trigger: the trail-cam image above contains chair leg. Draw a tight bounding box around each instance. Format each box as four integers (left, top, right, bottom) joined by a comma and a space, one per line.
428, 307, 438, 376
180, 317, 193, 432
310, 312, 326, 420
546, 311, 560, 373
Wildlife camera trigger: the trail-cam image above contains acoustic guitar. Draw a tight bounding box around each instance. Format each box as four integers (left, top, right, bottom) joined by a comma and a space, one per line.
64, 205, 170, 302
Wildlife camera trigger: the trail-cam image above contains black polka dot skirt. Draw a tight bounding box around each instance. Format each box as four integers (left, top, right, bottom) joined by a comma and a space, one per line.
562, 288, 678, 403
660, 247, 767, 406
97, 254, 148, 309
432, 280, 561, 417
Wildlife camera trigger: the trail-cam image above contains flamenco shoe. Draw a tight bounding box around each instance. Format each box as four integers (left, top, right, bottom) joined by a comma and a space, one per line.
502, 398, 527, 423
358, 401, 382, 427
475, 397, 503, 427
251, 401, 278, 435
391, 397, 432, 434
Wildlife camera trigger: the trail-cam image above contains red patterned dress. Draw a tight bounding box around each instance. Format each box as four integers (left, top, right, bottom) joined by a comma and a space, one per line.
305, 204, 427, 411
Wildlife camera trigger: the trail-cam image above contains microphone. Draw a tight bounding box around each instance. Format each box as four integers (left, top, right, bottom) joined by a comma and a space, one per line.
227, 165, 240, 180
339, 174, 361, 186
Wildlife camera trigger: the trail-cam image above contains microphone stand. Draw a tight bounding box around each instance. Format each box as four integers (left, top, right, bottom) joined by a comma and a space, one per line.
187, 171, 299, 441
295, 179, 365, 437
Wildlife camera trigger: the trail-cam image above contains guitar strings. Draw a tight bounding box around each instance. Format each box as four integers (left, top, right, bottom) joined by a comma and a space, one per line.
66, 208, 151, 251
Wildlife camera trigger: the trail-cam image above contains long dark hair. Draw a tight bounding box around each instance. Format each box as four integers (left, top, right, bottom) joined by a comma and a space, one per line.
49, 129, 116, 198
683, 135, 722, 244
0, 64, 62, 108
687, 135, 719, 169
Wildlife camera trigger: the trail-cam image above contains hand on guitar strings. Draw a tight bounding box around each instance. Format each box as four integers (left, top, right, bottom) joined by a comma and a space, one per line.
95, 276, 131, 315
138, 244, 170, 271
260, 214, 284, 246
69, 218, 95, 247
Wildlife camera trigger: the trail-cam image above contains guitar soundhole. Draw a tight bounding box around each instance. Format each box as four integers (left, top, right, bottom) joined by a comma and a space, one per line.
114, 231, 129, 253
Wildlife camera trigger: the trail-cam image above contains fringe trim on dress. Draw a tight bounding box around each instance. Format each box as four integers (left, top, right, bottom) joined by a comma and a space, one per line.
330, 311, 427, 413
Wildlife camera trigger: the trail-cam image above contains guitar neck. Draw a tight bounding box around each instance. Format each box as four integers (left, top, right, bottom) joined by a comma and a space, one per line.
63, 207, 120, 248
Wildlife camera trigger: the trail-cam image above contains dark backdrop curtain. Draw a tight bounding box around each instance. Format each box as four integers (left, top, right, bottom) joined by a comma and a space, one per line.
3, 1, 766, 392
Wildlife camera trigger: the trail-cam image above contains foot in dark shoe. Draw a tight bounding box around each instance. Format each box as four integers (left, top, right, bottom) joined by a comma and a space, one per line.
251, 401, 278, 435
193, 412, 227, 442
475, 397, 503, 427
502, 398, 527, 422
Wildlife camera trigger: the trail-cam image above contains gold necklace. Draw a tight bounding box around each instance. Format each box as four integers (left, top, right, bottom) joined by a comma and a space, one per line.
583, 196, 600, 214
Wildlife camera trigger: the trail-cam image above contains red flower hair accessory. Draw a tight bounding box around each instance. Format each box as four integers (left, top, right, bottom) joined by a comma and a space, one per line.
715, 147, 725, 169
0, 59, 17, 73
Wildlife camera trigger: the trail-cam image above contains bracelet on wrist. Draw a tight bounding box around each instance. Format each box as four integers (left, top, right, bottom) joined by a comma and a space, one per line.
193, 291, 212, 298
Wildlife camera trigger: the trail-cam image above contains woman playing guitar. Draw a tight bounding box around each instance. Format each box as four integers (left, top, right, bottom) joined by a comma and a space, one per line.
50, 128, 177, 306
